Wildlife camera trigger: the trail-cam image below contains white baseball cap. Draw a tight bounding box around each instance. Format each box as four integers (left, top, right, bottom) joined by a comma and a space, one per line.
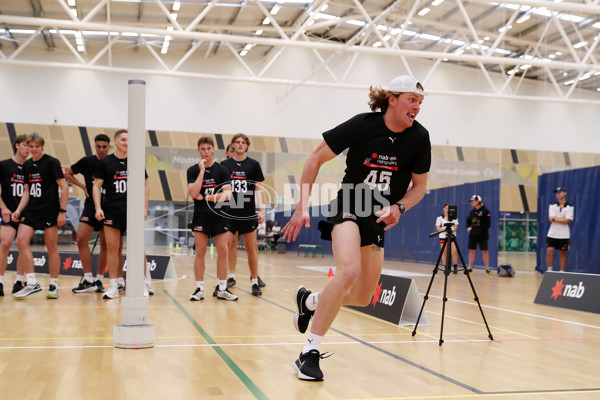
387, 75, 426, 96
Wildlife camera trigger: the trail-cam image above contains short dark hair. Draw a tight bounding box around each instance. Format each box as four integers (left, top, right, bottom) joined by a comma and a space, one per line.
226, 143, 232, 152
94, 133, 111, 144
12, 134, 28, 155
197, 137, 215, 148
114, 129, 127, 139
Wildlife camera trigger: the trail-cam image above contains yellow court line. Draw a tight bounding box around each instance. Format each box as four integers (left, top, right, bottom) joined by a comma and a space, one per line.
342, 307, 440, 340
344, 389, 600, 400
426, 311, 539, 339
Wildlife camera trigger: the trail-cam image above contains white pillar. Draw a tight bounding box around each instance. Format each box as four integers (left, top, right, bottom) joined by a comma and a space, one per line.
114, 79, 155, 349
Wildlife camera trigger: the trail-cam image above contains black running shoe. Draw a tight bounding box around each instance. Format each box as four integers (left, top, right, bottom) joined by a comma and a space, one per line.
0, 282, 3, 296
12, 280, 24, 294
293, 286, 314, 334
257, 275, 266, 288
453, 265, 458, 274
72, 280, 96, 293
212, 284, 219, 297
227, 277, 236, 288
293, 350, 331, 381
95, 280, 105, 293
251, 283, 262, 296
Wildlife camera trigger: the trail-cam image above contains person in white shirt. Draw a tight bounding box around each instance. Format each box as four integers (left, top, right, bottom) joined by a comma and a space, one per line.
545, 187, 574, 272
435, 204, 459, 273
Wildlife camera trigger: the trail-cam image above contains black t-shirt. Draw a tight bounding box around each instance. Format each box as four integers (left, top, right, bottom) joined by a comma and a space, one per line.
186, 162, 231, 217
71, 155, 101, 209
466, 205, 491, 237
221, 157, 265, 217
0, 158, 26, 212
23, 154, 64, 214
323, 112, 431, 208
94, 154, 148, 210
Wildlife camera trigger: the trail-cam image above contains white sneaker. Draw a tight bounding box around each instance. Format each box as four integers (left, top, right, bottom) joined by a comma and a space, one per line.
13, 283, 42, 298
103, 285, 120, 299
190, 287, 204, 301
217, 289, 238, 301
46, 285, 59, 299
145, 282, 154, 296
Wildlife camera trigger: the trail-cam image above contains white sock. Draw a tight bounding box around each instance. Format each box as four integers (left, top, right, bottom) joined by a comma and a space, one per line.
95, 275, 103, 281
251, 278, 258, 286
306, 292, 319, 311
302, 332, 323, 354
118, 277, 125, 286
228, 274, 235, 280
110, 279, 119, 289
84, 272, 93, 282
218, 280, 227, 292
26, 273, 37, 286
16, 274, 24, 283
50, 278, 58, 286
0, 275, 3, 284
196, 281, 204, 290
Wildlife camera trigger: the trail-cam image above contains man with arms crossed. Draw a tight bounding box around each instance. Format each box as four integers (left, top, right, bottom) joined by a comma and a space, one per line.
545, 187, 573, 272
66, 134, 111, 293
13, 133, 69, 299
0, 135, 29, 295
283, 75, 431, 380
188, 137, 237, 301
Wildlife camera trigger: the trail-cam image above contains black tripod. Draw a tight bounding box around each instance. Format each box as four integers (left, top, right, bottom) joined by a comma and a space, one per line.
411, 223, 493, 346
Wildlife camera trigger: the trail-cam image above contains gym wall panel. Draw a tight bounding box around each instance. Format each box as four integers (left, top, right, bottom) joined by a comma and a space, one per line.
500, 185, 525, 212
431, 146, 458, 162
569, 152, 600, 167
165, 171, 188, 202
147, 170, 164, 202
0, 124, 12, 159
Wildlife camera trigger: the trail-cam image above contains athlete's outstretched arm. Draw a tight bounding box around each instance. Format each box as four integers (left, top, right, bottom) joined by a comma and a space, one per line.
282, 140, 336, 242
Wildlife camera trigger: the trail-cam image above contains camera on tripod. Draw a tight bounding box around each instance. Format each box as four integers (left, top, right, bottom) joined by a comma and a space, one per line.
447, 204, 457, 222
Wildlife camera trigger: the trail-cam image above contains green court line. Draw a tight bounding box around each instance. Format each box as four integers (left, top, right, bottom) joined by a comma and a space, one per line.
164, 290, 269, 400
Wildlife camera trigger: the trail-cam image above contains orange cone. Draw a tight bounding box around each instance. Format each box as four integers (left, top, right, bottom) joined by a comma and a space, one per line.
328, 267, 334, 280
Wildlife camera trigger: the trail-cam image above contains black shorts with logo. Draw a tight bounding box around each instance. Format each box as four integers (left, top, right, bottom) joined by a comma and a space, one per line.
103, 208, 126, 235
547, 237, 570, 251
318, 196, 386, 248
228, 217, 259, 236
468, 233, 489, 250
189, 214, 230, 238
79, 206, 104, 231
20, 211, 58, 230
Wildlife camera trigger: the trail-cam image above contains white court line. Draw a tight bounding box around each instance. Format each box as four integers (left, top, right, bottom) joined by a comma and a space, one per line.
426, 294, 600, 330
0, 339, 493, 350
297, 266, 430, 278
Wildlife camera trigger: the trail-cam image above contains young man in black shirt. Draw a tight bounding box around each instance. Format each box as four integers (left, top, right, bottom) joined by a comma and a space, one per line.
187, 137, 237, 301
0, 135, 29, 296
221, 134, 266, 296
283, 75, 431, 381
93, 129, 151, 300
466, 195, 492, 274
66, 134, 111, 293
12, 133, 69, 299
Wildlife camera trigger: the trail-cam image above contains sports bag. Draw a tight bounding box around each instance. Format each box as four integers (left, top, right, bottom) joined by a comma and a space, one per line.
497, 263, 516, 277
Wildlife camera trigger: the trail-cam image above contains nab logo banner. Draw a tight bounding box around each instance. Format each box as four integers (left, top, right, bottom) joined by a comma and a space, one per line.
348, 274, 412, 325
534, 272, 600, 314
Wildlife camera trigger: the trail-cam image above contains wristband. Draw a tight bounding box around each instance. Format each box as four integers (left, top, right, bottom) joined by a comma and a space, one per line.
59, 208, 67, 213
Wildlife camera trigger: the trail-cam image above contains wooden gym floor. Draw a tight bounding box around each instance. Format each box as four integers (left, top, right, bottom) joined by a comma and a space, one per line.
0, 248, 598, 400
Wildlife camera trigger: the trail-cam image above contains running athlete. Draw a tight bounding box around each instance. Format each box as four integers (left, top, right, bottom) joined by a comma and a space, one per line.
66, 134, 111, 293
282, 75, 431, 381
187, 137, 237, 301
93, 129, 151, 300
12, 133, 69, 299
0, 135, 29, 296
221, 134, 266, 296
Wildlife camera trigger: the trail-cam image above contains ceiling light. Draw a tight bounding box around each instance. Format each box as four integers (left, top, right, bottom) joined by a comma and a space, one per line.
432, 0, 444, 6
244, 44, 252, 50
77, 45, 84, 52
418, 8, 431, 16
321, 4, 328, 11
562, 71, 568, 76
548, 54, 556, 59
170, 13, 178, 21
596, 88, 600, 91
499, 25, 512, 32
595, 71, 600, 75
240, 50, 248, 57
373, 41, 382, 48
262, 17, 270, 25
347, 20, 366, 26
71, 9, 78, 17
68, 0, 76, 6
573, 41, 587, 49
507, 69, 517, 75
563, 80, 574, 85
517, 15, 530, 23
520, 64, 531, 70
270, 5, 281, 15
315, 13, 337, 20
555, 51, 562, 55
484, 36, 490, 40
76, 38, 83, 45
442, 58, 448, 61
255, 29, 263, 35
172, 0, 181, 11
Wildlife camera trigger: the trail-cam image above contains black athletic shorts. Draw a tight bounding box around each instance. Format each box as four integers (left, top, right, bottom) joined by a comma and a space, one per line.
228, 217, 259, 236
20, 211, 58, 230
1, 219, 19, 232
79, 206, 104, 231
468, 233, 489, 250
546, 237, 570, 251
318, 197, 386, 248
189, 215, 230, 238
103, 208, 126, 235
